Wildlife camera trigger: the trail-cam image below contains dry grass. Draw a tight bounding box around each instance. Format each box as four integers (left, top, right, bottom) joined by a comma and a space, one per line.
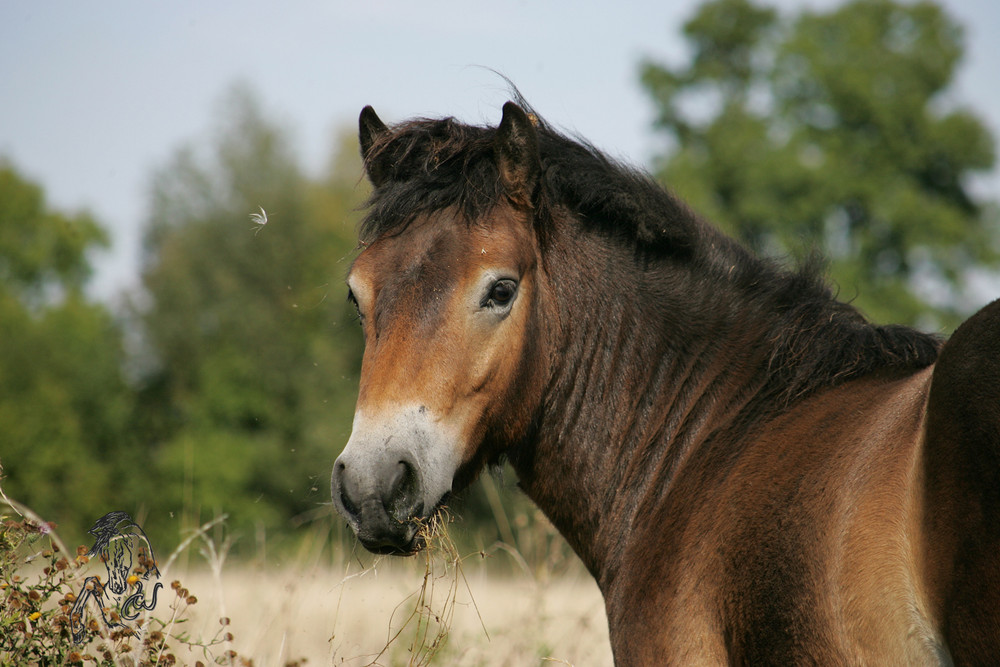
2, 475, 612, 666
176, 554, 611, 666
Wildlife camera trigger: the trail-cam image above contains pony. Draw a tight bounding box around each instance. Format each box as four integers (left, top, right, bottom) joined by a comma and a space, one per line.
331, 99, 1000, 665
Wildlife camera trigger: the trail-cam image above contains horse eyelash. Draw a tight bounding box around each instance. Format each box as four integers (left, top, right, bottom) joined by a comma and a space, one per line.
346, 290, 364, 325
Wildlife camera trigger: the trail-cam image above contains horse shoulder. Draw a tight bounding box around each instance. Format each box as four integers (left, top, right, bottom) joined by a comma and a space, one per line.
610, 369, 943, 664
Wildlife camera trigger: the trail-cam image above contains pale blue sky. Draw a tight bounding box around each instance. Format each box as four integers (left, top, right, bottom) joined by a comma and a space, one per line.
2, 0, 998, 302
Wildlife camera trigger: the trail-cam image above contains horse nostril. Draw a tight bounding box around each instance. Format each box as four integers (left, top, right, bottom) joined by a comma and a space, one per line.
334, 461, 361, 521
385, 460, 422, 522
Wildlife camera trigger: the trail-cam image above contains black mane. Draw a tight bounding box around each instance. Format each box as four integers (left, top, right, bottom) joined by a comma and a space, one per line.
360, 106, 700, 256
359, 105, 941, 407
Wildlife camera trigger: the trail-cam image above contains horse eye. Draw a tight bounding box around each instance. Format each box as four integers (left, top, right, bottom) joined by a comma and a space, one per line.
485, 279, 517, 308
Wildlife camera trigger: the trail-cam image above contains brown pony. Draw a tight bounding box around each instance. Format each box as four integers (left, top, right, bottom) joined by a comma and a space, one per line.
331, 100, 1000, 665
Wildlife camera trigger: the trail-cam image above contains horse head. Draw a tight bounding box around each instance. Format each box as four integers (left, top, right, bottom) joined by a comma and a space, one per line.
331, 103, 551, 554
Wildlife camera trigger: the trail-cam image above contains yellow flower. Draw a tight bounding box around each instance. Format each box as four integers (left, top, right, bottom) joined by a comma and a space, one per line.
28, 611, 41, 621
127, 575, 140, 586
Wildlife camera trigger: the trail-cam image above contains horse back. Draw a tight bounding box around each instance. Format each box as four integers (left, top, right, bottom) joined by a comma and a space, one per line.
924, 298, 1000, 665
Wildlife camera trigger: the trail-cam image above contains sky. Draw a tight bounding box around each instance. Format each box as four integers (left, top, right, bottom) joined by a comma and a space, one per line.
2, 0, 999, 304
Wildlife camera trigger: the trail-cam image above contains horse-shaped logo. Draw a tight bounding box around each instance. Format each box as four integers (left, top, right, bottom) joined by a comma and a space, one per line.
70, 511, 162, 643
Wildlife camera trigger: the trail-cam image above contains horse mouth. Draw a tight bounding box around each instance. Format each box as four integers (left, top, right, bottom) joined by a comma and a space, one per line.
359, 531, 425, 556
352, 495, 450, 557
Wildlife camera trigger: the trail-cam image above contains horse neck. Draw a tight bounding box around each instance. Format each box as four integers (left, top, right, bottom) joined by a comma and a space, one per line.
511, 228, 812, 587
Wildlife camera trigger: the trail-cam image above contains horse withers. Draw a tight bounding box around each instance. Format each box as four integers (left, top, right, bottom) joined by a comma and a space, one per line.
330, 100, 1000, 665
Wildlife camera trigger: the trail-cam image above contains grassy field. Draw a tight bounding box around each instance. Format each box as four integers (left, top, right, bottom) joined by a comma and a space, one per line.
177, 556, 612, 666
2, 485, 612, 666
0, 509, 612, 666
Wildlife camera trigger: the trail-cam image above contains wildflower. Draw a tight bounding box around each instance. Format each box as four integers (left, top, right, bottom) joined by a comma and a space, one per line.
28, 611, 41, 621
127, 574, 140, 586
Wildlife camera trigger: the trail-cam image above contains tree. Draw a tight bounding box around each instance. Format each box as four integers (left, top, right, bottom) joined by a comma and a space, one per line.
132, 86, 367, 549
0, 161, 133, 547
640, 0, 997, 328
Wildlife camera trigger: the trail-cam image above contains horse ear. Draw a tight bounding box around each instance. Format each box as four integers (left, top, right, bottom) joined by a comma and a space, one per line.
494, 102, 541, 208
359, 105, 390, 186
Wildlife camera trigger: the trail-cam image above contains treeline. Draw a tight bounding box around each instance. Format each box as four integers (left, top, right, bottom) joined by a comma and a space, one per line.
1, 0, 997, 560
1, 87, 369, 553
642, 0, 997, 329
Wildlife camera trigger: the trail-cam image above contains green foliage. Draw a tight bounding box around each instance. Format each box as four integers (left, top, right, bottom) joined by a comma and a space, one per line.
640, 0, 997, 328
132, 85, 367, 550
0, 164, 107, 303
0, 163, 131, 548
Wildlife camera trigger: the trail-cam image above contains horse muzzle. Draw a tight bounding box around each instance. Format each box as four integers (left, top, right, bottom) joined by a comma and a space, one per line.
331, 406, 460, 555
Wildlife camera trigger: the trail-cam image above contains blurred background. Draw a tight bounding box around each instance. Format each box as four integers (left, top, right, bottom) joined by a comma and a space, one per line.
1, 0, 998, 561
